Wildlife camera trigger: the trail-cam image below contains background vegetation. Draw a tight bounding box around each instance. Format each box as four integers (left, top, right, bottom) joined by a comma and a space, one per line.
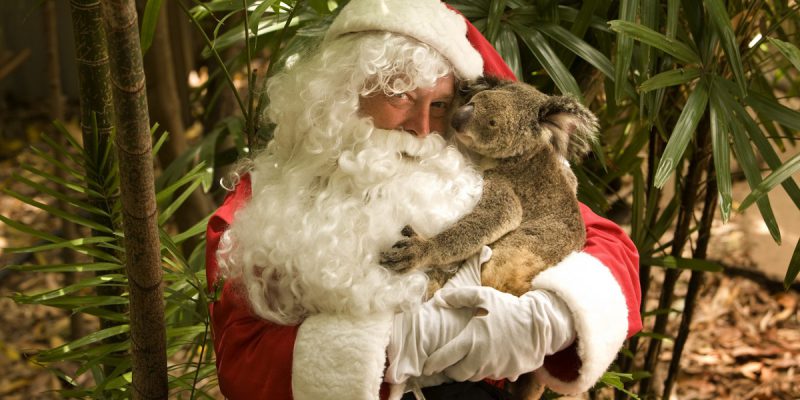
0, 0, 798, 398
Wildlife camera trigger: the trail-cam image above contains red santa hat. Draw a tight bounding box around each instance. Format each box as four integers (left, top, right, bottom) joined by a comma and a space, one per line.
324, 0, 517, 81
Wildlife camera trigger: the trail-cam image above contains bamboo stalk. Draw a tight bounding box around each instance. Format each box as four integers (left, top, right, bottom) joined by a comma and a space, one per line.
100, 0, 167, 398
662, 140, 717, 399
639, 116, 710, 396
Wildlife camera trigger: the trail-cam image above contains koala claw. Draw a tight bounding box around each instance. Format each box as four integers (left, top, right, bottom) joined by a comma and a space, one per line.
379, 236, 428, 272
401, 225, 417, 238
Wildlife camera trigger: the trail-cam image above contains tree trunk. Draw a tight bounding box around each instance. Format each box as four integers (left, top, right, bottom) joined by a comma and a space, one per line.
166, 0, 195, 128
101, 1, 167, 398
68, 0, 124, 368
139, 0, 213, 250
44, 0, 85, 341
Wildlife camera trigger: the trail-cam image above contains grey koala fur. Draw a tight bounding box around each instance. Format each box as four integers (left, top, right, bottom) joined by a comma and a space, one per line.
380, 78, 599, 400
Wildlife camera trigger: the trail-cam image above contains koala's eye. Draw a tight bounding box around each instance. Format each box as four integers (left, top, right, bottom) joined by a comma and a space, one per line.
488, 119, 497, 127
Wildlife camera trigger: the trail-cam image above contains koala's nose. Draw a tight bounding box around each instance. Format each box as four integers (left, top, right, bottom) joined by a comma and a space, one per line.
451, 104, 474, 132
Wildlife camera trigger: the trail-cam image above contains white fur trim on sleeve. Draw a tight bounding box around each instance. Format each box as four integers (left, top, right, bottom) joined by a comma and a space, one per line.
292, 312, 394, 400
530, 251, 628, 394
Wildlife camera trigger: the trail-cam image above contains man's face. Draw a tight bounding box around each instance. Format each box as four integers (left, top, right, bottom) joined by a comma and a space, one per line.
358, 74, 455, 138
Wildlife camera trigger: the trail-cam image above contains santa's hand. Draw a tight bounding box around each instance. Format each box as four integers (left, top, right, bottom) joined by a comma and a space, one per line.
385, 297, 473, 383
441, 246, 491, 289
422, 287, 575, 382
385, 247, 492, 384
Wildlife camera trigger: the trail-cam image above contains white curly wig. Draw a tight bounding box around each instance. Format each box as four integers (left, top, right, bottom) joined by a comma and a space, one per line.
218, 32, 483, 325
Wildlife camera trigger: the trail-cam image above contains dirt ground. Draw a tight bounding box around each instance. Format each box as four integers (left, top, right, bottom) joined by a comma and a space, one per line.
0, 124, 798, 399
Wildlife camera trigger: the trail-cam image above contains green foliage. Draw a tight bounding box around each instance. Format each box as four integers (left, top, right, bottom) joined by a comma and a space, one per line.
5, 0, 798, 398
449, 0, 799, 396
2, 121, 216, 398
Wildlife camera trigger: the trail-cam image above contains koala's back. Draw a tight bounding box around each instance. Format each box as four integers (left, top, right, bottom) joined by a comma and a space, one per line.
479, 151, 585, 295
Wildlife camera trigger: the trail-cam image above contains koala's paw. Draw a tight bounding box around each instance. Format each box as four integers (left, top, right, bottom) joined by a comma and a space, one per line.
379, 226, 431, 272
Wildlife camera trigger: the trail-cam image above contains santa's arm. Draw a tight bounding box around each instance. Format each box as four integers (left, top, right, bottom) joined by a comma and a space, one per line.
530, 203, 642, 394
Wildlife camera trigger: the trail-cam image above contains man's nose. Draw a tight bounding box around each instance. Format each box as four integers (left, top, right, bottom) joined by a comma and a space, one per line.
404, 104, 431, 138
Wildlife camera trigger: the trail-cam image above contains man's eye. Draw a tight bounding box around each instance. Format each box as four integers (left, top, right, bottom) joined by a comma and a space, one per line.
430, 102, 450, 118
391, 93, 409, 100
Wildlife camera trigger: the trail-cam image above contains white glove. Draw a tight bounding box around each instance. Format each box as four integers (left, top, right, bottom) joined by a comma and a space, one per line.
385, 247, 492, 384
422, 287, 576, 382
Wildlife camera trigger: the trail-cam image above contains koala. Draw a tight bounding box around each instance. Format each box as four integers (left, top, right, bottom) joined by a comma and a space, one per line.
380, 78, 599, 399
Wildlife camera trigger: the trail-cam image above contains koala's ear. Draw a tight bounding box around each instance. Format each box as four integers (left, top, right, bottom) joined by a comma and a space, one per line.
540, 96, 599, 162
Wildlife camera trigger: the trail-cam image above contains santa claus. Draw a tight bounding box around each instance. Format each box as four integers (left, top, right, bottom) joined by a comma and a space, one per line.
205, 0, 642, 399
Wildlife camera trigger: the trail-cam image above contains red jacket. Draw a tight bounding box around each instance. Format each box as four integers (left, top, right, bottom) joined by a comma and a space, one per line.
205, 174, 641, 399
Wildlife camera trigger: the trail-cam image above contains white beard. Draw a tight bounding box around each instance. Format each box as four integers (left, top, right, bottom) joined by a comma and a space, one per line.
219, 118, 483, 324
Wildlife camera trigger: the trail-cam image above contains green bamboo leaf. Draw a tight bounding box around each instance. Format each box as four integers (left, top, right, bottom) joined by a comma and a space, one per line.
724, 96, 782, 244
70, 342, 130, 373
30, 146, 85, 182
553, 4, 610, 33
705, 0, 746, 97
166, 325, 207, 338
52, 120, 84, 151
40, 134, 84, 168
2, 188, 113, 233
612, 0, 636, 104
537, 22, 614, 79
709, 93, 733, 222
204, 13, 304, 57
639, 67, 701, 93
767, 37, 800, 72
642, 256, 724, 272
5, 236, 118, 262
13, 274, 125, 303
654, 83, 709, 188
308, 0, 331, 14
251, 0, 281, 34
6, 262, 122, 273
197, 118, 235, 192
12, 174, 109, 217
152, 126, 168, 157
158, 174, 205, 224
140, 0, 164, 55
509, 23, 583, 99
486, 0, 506, 43
172, 215, 211, 245
20, 164, 103, 199
41, 296, 130, 311
494, 24, 521, 80
666, 0, 679, 39
0, 214, 62, 243
716, 78, 800, 211
449, 2, 490, 19
37, 324, 130, 360
745, 90, 800, 132
156, 162, 206, 204
189, 0, 240, 20
608, 20, 701, 65
785, 238, 800, 289
738, 152, 800, 211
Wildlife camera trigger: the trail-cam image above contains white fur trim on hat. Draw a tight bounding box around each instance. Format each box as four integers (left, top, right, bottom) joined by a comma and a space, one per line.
292, 312, 394, 400
325, 0, 483, 79
530, 251, 629, 394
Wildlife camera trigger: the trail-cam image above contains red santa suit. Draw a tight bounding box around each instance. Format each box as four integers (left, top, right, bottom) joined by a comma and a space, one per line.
205, 9, 642, 400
